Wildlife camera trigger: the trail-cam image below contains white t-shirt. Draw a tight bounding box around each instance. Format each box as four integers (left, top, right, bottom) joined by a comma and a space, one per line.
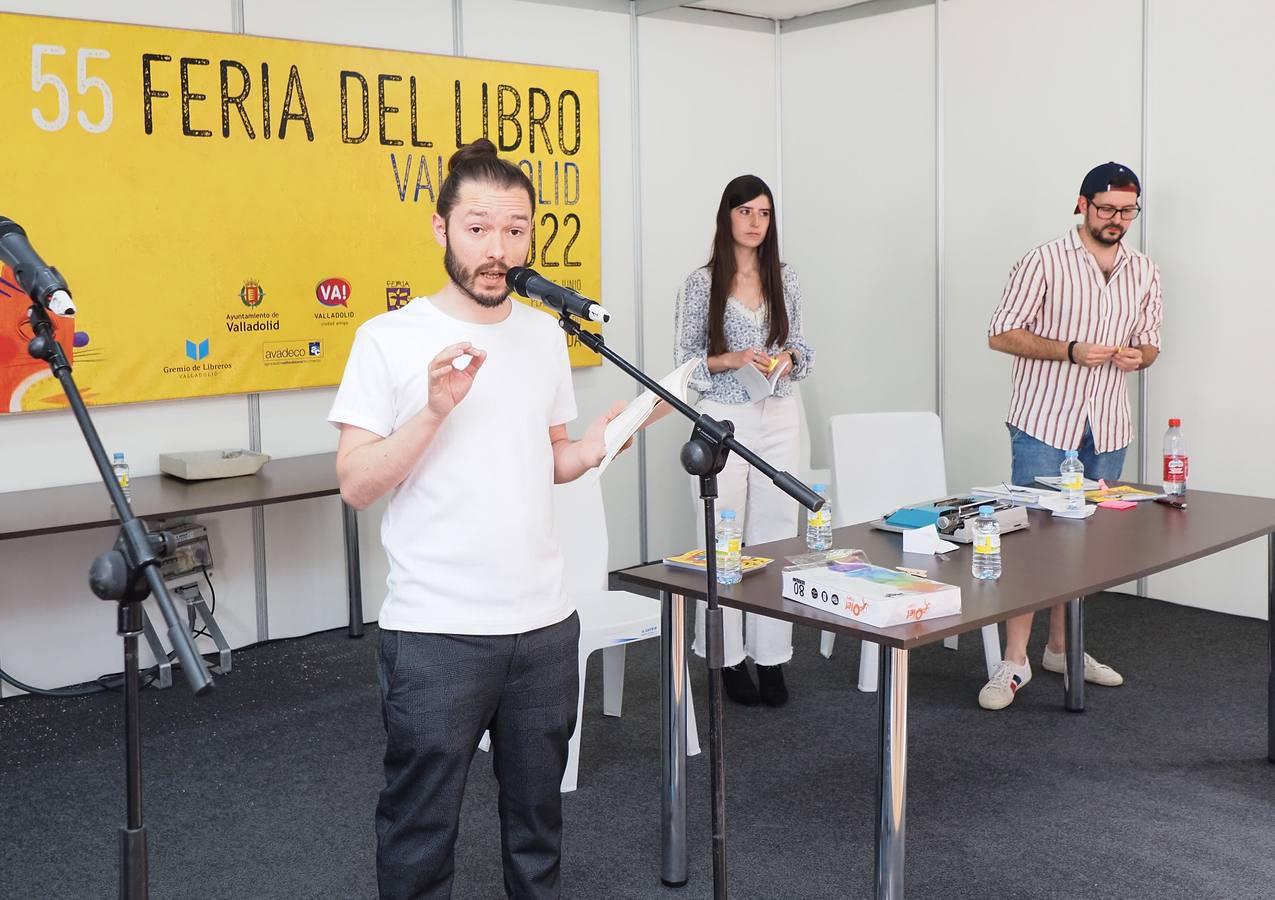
328, 296, 578, 635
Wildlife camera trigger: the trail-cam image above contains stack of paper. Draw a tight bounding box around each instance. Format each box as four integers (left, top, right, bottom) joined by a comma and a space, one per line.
781, 560, 961, 627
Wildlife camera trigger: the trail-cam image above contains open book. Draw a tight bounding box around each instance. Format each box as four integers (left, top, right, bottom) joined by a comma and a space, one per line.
588, 357, 701, 480
733, 355, 790, 402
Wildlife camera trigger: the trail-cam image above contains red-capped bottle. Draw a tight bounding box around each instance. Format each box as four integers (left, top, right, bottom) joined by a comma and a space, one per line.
1162, 418, 1187, 496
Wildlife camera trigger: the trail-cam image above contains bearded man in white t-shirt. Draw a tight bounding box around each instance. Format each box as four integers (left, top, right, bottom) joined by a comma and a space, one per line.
329, 139, 624, 900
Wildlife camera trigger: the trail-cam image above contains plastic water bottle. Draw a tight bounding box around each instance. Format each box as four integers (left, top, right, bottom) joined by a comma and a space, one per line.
1060, 450, 1085, 511
715, 508, 742, 585
971, 505, 1002, 580
112, 452, 132, 501
806, 483, 833, 550
110, 451, 131, 516
1163, 418, 1188, 496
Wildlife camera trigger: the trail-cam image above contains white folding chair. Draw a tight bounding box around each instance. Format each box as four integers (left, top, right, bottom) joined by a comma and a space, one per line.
820, 412, 1001, 691
480, 476, 700, 793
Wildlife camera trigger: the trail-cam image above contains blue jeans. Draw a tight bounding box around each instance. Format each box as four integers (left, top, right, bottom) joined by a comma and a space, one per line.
1008, 423, 1127, 487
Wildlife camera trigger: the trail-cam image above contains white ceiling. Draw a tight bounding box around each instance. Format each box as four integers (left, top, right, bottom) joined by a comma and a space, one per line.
687, 0, 876, 21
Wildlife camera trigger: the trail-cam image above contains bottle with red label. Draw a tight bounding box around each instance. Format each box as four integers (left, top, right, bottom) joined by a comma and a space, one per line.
1163, 418, 1188, 496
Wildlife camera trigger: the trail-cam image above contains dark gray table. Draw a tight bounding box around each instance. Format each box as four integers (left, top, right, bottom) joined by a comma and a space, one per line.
0, 452, 364, 638
616, 489, 1275, 899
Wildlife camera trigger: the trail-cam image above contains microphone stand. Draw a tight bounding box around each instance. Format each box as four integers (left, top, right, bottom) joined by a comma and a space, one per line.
25, 301, 213, 900
554, 310, 822, 900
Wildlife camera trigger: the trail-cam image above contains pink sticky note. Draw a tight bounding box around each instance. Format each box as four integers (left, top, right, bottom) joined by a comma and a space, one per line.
1097, 499, 1136, 510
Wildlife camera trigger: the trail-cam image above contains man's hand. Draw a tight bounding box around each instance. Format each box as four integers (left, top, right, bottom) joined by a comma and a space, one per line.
1111, 347, 1144, 372
577, 400, 630, 469
427, 342, 486, 419
1072, 342, 1117, 367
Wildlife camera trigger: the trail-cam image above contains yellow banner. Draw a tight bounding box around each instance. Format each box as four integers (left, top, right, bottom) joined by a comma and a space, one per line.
0, 12, 601, 414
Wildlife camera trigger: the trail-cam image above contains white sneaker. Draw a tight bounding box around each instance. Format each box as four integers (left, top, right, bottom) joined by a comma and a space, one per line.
978, 659, 1032, 710
1041, 647, 1124, 686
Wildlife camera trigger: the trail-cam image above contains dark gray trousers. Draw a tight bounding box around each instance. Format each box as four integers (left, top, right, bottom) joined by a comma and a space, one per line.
375, 613, 580, 900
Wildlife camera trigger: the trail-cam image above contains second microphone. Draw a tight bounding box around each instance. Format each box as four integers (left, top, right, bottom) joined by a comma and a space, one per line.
506, 266, 611, 324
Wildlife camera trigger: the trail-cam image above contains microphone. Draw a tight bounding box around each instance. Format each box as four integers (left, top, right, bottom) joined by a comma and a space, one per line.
0, 217, 76, 316
506, 266, 610, 324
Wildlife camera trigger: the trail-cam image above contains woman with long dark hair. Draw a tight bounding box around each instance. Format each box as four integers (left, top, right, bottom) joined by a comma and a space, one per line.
673, 174, 815, 706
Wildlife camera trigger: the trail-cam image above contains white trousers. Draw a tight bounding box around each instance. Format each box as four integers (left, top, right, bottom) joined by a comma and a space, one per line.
691, 394, 800, 667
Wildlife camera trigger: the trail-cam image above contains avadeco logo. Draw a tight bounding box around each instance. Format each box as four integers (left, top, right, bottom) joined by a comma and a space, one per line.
316, 278, 351, 307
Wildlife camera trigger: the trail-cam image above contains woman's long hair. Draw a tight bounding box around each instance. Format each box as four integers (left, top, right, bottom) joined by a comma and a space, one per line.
706, 175, 787, 357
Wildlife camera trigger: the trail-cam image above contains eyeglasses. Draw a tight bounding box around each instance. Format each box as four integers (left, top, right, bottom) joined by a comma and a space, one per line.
1089, 202, 1141, 221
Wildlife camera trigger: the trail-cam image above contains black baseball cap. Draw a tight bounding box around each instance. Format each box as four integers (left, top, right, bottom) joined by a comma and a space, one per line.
1074, 161, 1141, 214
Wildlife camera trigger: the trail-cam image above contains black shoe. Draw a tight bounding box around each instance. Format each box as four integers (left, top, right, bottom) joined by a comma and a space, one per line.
722, 662, 760, 706
755, 664, 789, 707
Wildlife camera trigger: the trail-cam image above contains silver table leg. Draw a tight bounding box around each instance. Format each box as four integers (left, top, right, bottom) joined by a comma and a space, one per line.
342, 502, 364, 638
875, 646, 909, 900
661, 591, 689, 887
1267, 534, 1274, 763
1065, 597, 1085, 712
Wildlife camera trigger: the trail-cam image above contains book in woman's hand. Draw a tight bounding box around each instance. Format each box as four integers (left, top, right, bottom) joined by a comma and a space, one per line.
733, 355, 790, 402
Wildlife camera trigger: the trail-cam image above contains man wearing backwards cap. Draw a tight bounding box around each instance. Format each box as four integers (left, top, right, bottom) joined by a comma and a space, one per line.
980, 162, 1163, 711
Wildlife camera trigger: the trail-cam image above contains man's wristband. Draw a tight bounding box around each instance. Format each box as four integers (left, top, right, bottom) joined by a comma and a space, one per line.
1067, 340, 1078, 364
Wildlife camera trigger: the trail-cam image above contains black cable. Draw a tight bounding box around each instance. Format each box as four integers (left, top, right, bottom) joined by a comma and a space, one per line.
201, 564, 216, 613
0, 667, 110, 698
0, 659, 163, 698
190, 567, 216, 640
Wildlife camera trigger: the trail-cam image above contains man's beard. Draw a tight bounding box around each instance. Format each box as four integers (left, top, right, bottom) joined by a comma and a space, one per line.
1087, 220, 1125, 247
444, 244, 509, 308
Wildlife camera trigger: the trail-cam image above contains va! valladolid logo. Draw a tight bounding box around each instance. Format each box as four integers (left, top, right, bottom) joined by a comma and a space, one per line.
315, 277, 355, 326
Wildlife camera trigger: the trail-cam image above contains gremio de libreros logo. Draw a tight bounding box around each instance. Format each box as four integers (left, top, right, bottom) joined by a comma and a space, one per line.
185, 338, 209, 361
263, 339, 322, 365
163, 337, 229, 379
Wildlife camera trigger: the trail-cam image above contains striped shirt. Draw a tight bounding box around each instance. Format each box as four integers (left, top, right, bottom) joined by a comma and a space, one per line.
988, 227, 1163, 453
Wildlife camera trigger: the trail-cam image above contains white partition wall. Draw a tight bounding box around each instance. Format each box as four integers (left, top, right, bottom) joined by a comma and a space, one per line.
1140, 0, 1275, 618
781, 2, 937, 472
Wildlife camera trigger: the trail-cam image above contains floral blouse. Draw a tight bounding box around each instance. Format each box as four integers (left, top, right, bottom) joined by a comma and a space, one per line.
673, 265, 815, 404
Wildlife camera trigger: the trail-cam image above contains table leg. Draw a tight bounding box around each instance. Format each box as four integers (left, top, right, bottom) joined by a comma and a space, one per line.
875, 646, 908, 900
1267, 534, 1274, 763
1064, 597, 1084, 712
342, 502, 364, 638
661, 591, 689, 886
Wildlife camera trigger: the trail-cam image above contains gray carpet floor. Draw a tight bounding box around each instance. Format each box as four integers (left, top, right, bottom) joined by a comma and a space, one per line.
2, 593, 1274, 899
